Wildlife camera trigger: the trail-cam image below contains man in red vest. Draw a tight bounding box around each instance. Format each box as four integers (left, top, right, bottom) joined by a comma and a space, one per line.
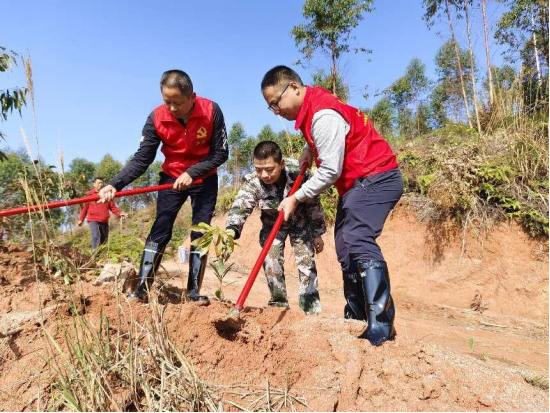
98, 70, 228, 303
77, 177, 127, 248
261, 66, 403, 346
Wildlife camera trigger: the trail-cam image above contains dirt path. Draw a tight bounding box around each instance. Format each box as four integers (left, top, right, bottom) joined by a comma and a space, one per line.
163, 256, 549, 379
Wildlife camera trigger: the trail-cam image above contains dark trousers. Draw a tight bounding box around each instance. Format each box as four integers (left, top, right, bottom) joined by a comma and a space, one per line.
146, 173, 218, 252
89, 221, 109, 249
335, 168, 403, 272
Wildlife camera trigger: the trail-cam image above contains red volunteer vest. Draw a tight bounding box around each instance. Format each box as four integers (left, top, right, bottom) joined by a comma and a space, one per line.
295, 86, 398, 196
153, 96, 216, 180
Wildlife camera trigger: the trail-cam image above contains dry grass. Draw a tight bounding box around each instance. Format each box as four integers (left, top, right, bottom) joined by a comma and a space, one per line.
41, 291, 309, 411
398, 121, 548, 238
42, 290, 217, 411
522, 374, 549, 391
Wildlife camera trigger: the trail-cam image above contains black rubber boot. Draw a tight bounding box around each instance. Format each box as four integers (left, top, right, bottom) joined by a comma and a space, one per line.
187, 247, 209, 302
343, 272, 367, 321
357, 260, 396, 346
127, 241, 163, 302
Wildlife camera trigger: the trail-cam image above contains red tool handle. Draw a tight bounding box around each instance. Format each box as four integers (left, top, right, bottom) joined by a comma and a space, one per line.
234, 164, 308, 310
0, 179, 203, 218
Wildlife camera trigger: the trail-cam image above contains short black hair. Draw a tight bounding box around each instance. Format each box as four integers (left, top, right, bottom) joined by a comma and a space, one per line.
253, 140, 283, 163
94, 177, 104, 182
160, 70, 193, 95
261, 65, 303, 90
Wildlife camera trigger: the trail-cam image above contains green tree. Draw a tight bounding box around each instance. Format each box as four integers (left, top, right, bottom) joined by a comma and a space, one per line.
66, 157, 97, 195
312, 68, 349, 101
416, 102, 432, 135
482, 65, 519, 123
227, 122, 257, 184
432, 39, 474, 123
495, 0, 549, 107
396, 107, 415, 138
491, 64, 517, 91
58, 157, 96, 228
1, 47, 28, 160
291, 0, 373, 95
95, 154, 122, 183
126, 159, 162, 208
481, 0, 495, 106
274, 130, 304, 159
495, 0, 548, 72
237, 137, 258, 174
0, 150, 31, 240
385, 76, 412, 137
384, 58, 431, 137
365, 98, 395, 138
423, 0, 474, 128
429, 83, 449, 128
462, 0, 483, 134
0, 149, 68, 241
257, 125, 304, 161
227, 122, 247, 183
406, 59, 430, 134
257, 124, 277, 142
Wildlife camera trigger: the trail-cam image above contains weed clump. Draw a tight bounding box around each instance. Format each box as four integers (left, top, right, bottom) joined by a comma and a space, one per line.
397, 124, 549, 237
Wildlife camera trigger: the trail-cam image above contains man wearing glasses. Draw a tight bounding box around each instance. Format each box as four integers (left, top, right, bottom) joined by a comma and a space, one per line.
99, 70, 228, 303
261, 65, 403, 346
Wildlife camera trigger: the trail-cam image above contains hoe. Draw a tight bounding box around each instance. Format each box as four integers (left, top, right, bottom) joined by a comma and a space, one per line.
0, 181, 202, 217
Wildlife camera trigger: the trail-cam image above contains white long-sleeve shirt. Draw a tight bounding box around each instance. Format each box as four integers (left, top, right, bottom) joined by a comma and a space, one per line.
294, 109, 350, 202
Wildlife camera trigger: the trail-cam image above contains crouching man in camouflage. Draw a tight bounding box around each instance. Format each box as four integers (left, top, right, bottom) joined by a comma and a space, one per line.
225, 141, 326, 314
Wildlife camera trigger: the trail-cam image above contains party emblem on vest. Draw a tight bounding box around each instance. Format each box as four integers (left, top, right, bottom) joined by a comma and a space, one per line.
196, 126, 207, 139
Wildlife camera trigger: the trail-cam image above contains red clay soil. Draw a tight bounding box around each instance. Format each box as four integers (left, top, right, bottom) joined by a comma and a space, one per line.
0, 205, 548, 411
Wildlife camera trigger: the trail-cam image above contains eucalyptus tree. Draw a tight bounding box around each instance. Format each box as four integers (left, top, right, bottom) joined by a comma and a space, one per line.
291, 0, 373, 97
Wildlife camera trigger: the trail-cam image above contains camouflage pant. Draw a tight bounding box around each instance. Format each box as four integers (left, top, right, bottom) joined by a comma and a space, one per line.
260, 230, 321, 315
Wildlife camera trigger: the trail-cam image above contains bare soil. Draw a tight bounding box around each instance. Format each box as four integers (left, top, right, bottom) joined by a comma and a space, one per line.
0, 205, 548, 411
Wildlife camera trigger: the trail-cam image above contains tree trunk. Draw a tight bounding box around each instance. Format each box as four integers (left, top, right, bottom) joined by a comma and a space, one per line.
444, 0, 473, 128
536, 0, 549, 64
530, 6, 543, 83
233, 151, 239, 186
482, 0, 494, 106
463, 0, 482, 135
331, 42, 338, 97
415, 99, 420, 135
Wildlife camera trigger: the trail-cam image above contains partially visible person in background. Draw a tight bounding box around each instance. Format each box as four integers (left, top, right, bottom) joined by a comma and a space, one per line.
78, 177, 127, 249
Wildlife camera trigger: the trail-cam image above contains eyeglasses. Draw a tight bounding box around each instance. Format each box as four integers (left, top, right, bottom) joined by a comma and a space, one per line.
268, 83, 290, 112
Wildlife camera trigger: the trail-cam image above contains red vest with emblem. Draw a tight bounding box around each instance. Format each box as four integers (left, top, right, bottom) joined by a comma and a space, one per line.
153, 96, 216, 180
295, 86, 398, 196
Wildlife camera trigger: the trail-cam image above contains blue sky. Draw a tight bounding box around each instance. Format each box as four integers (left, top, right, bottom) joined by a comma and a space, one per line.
2, 0, 508, 168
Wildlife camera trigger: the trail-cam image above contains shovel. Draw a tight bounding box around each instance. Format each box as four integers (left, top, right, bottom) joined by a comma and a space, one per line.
215, 164, 308, 332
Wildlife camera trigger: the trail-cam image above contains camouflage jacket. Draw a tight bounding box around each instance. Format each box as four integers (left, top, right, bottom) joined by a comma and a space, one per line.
226, 158, 326, 240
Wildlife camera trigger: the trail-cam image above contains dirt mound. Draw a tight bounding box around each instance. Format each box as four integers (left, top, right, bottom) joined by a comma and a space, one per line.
0, 244, 46, 281
0, 245, 90, 314
87, 298, 546, 411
